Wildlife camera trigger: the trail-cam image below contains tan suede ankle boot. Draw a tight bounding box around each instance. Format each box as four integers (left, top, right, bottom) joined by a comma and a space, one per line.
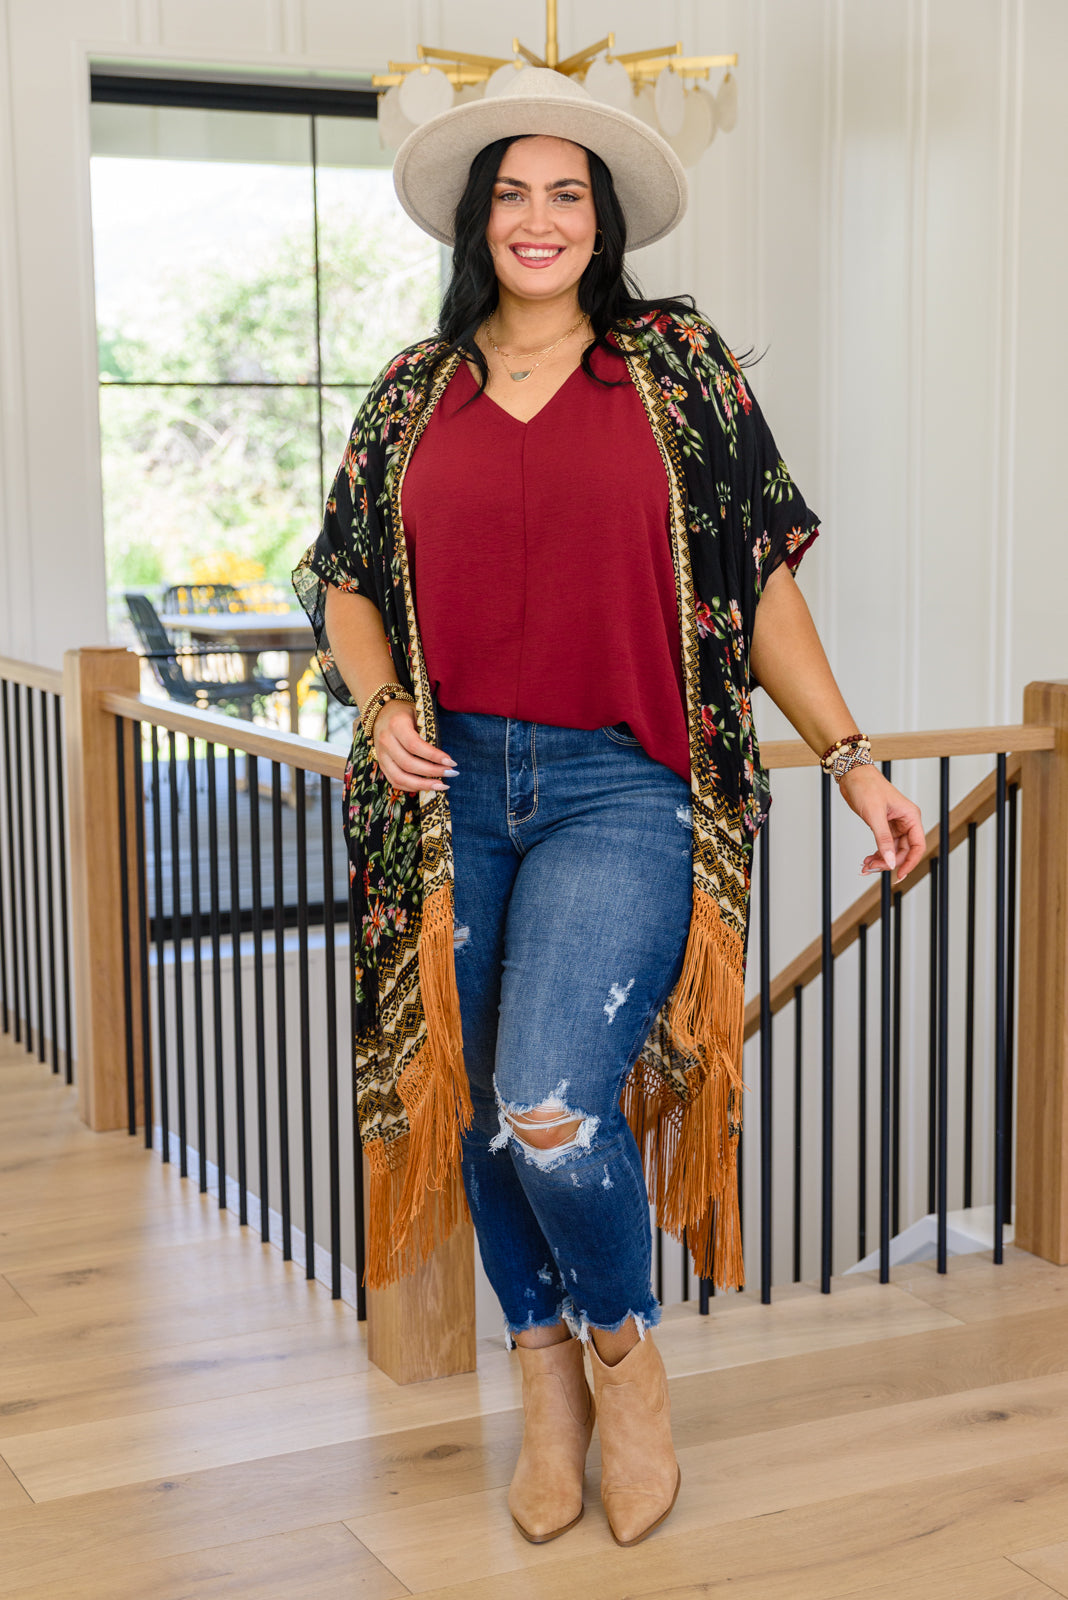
509, 1336, 596, 1543
588, 1332, 681, 1546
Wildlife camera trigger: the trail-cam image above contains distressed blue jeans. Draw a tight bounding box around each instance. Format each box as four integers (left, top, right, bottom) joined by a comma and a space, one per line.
439, 708, 693, 1343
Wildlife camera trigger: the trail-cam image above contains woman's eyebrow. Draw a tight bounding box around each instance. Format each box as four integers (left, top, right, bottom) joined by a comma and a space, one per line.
494, 176, 590, 191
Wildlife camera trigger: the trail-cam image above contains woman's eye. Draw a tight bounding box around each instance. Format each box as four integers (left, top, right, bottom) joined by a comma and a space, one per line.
497, 190, 523, 203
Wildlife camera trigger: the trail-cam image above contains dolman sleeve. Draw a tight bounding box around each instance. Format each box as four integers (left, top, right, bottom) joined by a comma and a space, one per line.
745, 384, 822, 593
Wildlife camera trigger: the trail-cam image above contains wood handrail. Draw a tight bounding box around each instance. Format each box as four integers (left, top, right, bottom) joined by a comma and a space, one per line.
0, 654, 64, 695
742, 751, 1023, 1040
100, 690, 348, 780
760, 724, 1054, 768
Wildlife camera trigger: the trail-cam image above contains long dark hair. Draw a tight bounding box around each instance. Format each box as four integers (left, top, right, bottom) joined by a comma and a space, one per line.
433, 135, 695, 392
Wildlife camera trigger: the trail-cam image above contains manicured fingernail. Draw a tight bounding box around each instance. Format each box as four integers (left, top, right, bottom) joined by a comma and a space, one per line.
883, 853, 895, 871
444, 767, 459, 777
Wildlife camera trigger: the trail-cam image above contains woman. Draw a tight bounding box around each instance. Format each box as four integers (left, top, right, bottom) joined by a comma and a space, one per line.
295, 68, 924, 1548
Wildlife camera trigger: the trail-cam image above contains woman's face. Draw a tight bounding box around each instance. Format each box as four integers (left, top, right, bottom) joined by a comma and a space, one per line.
485, 136, 597, 308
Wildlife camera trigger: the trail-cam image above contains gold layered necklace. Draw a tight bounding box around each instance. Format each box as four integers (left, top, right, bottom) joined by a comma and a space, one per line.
483, 314, 585, 382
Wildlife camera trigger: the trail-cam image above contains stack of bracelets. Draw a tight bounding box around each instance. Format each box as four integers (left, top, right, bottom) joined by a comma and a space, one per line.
819, 731, 874, 783
360, 681, 415, 748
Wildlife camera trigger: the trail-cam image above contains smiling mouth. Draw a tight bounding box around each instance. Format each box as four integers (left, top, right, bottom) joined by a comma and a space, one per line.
510, 245, 564, 264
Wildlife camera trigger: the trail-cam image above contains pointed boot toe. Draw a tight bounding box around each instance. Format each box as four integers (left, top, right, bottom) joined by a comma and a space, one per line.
589, 1333, 680, 1546
509, 1337, 596, 1543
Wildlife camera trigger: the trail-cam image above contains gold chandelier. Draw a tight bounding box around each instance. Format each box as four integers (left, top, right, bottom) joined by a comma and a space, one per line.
373, 0, 738, 169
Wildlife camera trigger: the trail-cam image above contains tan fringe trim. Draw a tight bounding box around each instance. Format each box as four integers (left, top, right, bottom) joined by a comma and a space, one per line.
364, 1131, 469, 1288
667, 886, 746, 1088
365, 881, 473, 1288
623, 887, 747, 1291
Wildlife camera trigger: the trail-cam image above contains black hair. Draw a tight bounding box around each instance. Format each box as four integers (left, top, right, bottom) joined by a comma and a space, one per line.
432, 134, 697, 392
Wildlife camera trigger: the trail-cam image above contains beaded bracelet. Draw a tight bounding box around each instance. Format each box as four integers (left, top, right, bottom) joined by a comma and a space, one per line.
820, 732, 874, 784
359, 682, 415, 747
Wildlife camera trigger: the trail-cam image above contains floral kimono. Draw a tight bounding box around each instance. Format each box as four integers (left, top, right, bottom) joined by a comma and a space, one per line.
294, 311, 820, 1291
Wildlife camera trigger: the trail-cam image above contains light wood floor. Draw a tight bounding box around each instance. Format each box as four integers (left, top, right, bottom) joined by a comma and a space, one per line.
4, 1034, 1068, 1600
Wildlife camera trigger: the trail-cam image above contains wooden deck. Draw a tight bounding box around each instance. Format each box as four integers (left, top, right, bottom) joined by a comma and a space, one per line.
3, 1033, 1068, 1600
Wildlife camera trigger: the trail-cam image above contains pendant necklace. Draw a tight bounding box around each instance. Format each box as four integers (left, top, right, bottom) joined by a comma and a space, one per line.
483, 314, 585, 382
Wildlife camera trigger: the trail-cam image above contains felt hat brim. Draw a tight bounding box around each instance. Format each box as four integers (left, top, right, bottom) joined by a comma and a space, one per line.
392, 67, 688, 252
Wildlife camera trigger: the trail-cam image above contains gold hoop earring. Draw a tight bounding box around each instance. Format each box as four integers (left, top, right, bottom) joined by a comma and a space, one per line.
591, 230, 604, 256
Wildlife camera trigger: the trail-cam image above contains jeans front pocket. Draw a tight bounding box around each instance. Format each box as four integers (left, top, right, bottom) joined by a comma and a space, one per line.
601, 721, 642, 747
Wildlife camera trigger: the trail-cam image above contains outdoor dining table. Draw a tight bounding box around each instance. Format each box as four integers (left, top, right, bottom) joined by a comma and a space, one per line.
158, 610, 317, 734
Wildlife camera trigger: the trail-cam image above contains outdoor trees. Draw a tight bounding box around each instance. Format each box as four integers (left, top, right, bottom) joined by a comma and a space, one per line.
98, 192, 439, 622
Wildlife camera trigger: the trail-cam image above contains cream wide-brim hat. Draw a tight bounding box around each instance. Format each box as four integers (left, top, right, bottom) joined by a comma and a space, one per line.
392, 66, 688, 252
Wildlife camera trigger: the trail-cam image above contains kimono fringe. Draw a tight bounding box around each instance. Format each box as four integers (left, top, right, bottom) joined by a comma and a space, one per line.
364, 1131, 469, 1288
365, 882, 472, 1288
622, 887, 747, 1292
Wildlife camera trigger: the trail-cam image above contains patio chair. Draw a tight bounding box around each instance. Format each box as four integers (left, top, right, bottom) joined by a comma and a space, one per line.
230, 580, 293, 614
161, 582, 238, 615
125, 593, 287, 719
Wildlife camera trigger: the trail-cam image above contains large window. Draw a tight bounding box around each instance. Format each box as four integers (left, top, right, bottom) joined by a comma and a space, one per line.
89, 79, 442, 633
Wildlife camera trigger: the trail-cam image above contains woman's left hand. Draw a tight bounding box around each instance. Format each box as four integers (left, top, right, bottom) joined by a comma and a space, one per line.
837, 764, 925, 884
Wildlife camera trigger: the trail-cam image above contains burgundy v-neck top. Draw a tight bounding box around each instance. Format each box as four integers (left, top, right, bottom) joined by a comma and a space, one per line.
401, 341, 690, 781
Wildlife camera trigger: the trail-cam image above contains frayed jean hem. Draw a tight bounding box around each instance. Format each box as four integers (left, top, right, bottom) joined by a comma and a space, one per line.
503, 1300, 573, 1350
502, 1297, 661, 1349
573, 1301, 662, 1344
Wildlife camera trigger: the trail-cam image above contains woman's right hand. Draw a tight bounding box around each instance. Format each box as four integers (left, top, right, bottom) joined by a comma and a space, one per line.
370, 700, 456, 793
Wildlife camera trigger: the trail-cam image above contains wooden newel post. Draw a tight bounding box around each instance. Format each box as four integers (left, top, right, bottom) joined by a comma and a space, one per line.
367, 1221, 477, 1385
62, 647, 143, 1131
1015, 679, 1068, 1262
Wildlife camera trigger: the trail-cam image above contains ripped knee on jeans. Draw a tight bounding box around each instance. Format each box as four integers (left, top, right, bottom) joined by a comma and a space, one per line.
490, 1084, 600, 1169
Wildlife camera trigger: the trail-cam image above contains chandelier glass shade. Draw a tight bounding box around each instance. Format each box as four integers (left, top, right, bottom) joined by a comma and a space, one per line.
373, 0, 737, 169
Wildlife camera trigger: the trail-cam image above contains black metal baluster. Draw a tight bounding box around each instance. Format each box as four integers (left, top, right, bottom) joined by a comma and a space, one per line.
892, 888, 903, 1235
0, 681, 8, 1036
963, 821, 977, 1207
271, 762, 291, 1261
227, 748, 248, 1224
349, 884, 366, 1318
927, 856, 939, 1215
321, 776, 341, 1299
53, 696, 73, 1084
759, 817, 773, 1304
188, 738, 207, 1193
40, 692, 59, 1072
207, 744, 226, 1210
820, 771, 834, 1293
115, 718, 136, 1132
1005, 781, 1018, 1219
793, 983, 802, 1283
993, 753, 1008, 1263
857, 921, 868, 1263
296, 768, 315, 1280
2, 682, 19, 1044
682, 1232, 690, 1306
13, 686, 31, 1050
248, 754, 269, 1242
656, 1223, 664, 1305
936, 757, 950, 1273
168, 734, 187, 1177
26, 691, 44, 1060
877, 759, 893, 1285
150, 726, 169, 1161
879, 862, 893, 1284
133, 723, 153, 1140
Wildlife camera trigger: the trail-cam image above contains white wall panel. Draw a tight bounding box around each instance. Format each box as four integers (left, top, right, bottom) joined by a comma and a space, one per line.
300, 0, 416, 67
158, 0, 278, 53
1010, 0, 1068, 706
831, 2, 912, 733
917, 0, 1003, 730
